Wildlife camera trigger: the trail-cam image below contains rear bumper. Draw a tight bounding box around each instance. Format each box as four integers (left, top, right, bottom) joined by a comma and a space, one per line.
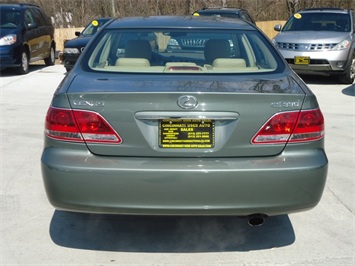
41, 147, 328, 216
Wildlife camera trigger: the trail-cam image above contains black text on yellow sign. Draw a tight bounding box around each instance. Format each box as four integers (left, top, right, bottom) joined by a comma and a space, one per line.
159, 119, 215, 148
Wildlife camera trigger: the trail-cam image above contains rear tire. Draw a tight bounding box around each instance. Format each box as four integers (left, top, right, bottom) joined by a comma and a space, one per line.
44, 45, 55, 66
339, 53, 355, 84
16, 50, 29, 75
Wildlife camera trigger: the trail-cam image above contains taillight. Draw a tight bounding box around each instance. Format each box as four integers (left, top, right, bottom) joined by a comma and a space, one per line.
45, 107, 122, 144
252, 108, 324, 144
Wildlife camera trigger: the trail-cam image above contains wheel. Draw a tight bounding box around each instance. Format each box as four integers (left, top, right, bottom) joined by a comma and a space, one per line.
65, 67, 72, 72
339, 53, 355, 84
16, 50, 29, 75
44, 45, 55, 66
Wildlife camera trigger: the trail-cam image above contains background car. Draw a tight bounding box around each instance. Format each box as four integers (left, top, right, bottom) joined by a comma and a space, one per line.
193, 7, 256, 25
41, 16, 327, 226
60, 17, 111, 72
0, 3, 56, 74
273, 8, 355, 84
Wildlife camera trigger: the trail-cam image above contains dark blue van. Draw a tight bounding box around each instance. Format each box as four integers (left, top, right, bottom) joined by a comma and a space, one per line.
0, 3, 55, 74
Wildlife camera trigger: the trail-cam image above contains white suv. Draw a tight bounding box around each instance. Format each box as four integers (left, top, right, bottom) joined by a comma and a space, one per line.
273, 8, 355, 84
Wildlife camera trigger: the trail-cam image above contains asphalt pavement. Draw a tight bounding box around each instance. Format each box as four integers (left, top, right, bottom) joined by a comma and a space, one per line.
0, 64, 354, 266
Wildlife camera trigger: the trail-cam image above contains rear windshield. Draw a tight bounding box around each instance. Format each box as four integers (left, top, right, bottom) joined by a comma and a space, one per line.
283, 12, 351, 32
85, 29, 282, 74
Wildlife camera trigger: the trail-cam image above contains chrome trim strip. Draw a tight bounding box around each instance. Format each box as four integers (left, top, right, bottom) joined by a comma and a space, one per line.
135, 111, 239, 120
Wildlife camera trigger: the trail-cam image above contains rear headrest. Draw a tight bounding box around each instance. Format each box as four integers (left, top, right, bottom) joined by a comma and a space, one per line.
125, 40, 152, 61
204, 39, 231, 65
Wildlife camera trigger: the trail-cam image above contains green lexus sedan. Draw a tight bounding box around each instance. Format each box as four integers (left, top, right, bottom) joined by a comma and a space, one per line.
41, 16, 328, 226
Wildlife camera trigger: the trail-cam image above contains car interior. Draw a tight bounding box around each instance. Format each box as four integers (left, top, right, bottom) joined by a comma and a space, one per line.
88, 30, 279, 73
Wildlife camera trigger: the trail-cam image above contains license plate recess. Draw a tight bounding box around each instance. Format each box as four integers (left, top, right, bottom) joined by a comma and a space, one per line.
159, 119, 215, 148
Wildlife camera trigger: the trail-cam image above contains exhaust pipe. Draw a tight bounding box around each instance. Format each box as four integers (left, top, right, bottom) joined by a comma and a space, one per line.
247, 214, 267, 227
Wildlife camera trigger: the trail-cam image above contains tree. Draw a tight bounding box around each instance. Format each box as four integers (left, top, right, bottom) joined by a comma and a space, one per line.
286, 0, 299, 17
1, 0, 353, 26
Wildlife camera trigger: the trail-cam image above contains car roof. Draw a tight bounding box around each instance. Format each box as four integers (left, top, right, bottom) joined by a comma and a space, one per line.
297, 7, 350, 14
195, 7, 247, 14
105, 16, 255, 30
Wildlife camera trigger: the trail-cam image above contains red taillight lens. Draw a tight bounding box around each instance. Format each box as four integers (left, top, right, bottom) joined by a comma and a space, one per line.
45, 107, 122, 144
252, 109, 324, 144
289, 109, 324, 142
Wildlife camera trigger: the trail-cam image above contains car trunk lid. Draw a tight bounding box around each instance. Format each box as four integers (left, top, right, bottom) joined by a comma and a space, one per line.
66, 74, 306, 157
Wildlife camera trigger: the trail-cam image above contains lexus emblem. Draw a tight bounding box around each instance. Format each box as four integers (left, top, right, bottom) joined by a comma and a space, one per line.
177, 95, 198, 109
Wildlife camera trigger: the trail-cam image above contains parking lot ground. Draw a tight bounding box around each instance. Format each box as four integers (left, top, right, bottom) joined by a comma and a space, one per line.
0, 65, 354, 265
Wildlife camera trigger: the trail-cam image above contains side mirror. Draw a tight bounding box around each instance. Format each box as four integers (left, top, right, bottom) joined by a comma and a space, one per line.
75, 31, 81, 37
274, 24, 282, 32
27, 23, 38, 30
